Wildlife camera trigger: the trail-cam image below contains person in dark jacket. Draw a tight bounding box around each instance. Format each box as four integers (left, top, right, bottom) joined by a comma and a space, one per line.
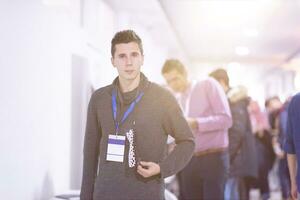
284, 92, 300, 200
248, 100, 274, 200
210, 68, 258, 200
80, 30, 195, 200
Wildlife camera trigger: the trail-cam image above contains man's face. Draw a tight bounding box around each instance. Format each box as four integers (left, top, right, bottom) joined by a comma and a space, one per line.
269, 99, 282, 111
111, 42, 144, 81
163, 70, 188, 93
219, 80, 228, 92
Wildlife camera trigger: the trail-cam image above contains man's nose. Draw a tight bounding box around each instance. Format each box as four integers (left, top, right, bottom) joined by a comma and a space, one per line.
126, 57, 133, 65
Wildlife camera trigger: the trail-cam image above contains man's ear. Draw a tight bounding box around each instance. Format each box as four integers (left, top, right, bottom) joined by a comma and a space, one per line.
220, 79, 227, 87
219, 79, 228, 91
141, 54, 144, 65
111, 57, 115, 68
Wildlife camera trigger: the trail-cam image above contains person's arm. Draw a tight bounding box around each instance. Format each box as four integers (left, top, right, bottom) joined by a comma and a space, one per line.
287, 153, 298, 199
80, 93, 101, 200
137, 91, 195, 178
160, 91, 195, 178
191, 79, 232, 133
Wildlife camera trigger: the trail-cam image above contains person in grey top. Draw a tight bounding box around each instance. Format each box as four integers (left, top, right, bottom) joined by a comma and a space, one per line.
80, 30, 195, 200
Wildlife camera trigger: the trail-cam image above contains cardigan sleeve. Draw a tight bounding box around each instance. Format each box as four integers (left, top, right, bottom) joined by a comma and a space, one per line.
159, 91, 195, 178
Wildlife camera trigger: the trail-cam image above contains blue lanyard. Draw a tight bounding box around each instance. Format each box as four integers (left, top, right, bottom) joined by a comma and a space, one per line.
112, 89, 144, 134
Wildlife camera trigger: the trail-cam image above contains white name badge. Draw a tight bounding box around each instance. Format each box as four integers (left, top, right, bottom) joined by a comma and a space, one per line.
106, 134, 126, 162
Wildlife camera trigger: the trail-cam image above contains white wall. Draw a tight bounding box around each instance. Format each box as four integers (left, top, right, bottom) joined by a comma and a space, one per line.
0, 0, 84, 199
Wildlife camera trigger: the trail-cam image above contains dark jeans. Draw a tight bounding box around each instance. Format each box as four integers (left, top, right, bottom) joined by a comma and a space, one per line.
240, 176, 256, 200
254, 136, 273, 200
178, 151, 229, 200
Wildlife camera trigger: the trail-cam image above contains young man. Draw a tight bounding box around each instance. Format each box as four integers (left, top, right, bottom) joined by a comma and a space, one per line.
284, 92, 300, 200
161, 60, 232, 200
209, 68, 258, 200
80, 30, 195, 200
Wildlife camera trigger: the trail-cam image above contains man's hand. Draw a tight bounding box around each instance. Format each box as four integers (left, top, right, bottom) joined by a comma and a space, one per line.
137, 161, 160, 178
287, 154, 298, 200
187, 117, 198, 130
291, 181, 298, 200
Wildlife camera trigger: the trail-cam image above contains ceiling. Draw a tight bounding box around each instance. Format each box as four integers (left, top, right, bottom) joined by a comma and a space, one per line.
104, 0, 300, 69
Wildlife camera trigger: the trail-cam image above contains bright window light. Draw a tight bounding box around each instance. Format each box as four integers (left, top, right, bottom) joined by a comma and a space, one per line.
235, 46, 250, 56
227, 62, 241, 69
226, 62, 242, 86
243, 28, 259, 37
192, 0, 280, 27
43, 0, 70, 6
295, 71, 300, 91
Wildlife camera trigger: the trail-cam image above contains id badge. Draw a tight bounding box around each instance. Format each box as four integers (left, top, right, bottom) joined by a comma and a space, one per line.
106, 134, 125, 162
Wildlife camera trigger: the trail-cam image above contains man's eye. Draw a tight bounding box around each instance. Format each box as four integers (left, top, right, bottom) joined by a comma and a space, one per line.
118, 54, 126, 58
131, 52, 139, 57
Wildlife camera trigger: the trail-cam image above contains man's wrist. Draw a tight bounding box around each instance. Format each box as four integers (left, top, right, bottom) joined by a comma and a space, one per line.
291, 178, 297, 185
155, 163, 161, 175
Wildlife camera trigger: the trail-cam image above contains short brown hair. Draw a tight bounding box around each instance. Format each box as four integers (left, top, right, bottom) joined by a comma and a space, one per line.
111, 30, 143, 57
209, 68, 229, 86
161, 59, 187, 75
